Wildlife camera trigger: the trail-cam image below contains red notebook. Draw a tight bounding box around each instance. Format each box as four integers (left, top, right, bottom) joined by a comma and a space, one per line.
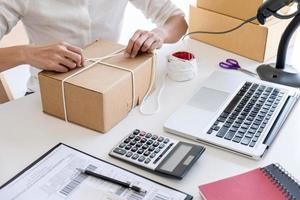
199, 164, 300, 200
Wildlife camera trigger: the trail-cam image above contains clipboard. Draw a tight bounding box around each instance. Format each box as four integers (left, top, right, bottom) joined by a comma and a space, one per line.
0, 143, 193, 200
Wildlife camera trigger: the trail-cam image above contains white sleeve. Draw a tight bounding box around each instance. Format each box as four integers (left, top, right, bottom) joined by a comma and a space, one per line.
129, 0, 185, 26
0, 0, 27, 39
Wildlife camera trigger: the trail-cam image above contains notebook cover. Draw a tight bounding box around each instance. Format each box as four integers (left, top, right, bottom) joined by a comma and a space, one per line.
264, 164, 300, 199
199, 167, 288, 200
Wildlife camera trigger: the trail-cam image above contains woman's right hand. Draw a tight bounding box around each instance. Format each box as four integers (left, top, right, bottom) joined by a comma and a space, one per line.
25, 42, 84, 72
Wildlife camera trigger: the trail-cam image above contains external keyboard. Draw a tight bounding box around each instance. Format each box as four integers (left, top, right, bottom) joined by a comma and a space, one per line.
207, 82, 286, 148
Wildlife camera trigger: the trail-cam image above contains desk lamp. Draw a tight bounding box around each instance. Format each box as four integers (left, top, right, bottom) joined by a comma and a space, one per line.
256, 0, 300, 87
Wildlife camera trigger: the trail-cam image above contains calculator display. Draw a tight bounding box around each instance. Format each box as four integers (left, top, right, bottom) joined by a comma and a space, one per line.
160, 144, 192, 172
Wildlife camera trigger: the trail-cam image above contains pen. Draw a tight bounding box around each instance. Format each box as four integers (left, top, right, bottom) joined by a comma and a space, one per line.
76, 168, 147, 194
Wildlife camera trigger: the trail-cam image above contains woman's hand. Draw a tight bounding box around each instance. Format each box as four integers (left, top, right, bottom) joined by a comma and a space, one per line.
25, 42, 84, 72
125, 28, 166, 58
124, 15, 188, 58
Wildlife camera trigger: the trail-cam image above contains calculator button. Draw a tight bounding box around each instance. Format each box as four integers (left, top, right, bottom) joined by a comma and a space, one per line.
140, 138, 147, 143
133, 129, 140, 135
151, 135, 158, 140
131, 147, 138, 152
148, 146, 155, 151
146, 133, 152, 138
163, 138, 170, 144
142, 144, 149, 149
146, 140, 153, 145
136, 142, 142, 147
119, 143, 126, 148
124, 138, 131, 143
150, 153, 156, 158
144, 151, 150, 156
135, 136, 141, 141
125, 145, 132, 150
126, 152, 133, 157
159, 143, 165, 149
129, 134, 135, 139
137, 149, 144, 154
113, 148, 127, 155
153, 142, 159, 147
145, 158, 151, 164
158, 137, 164, 142
130, 141, 136, 145
138, 156, 145, 162
139, 131, 146, 136
132, 154, 139, 160
154, 148, 160, 153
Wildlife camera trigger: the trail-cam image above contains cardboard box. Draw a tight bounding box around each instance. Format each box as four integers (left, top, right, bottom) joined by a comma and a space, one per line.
189, 6, 291, 62
39, 40, 154, 133
196, 0, 290, 24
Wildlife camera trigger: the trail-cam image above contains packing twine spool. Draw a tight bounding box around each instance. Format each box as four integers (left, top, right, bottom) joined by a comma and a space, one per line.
139, 51, 198, 115
167, 51, 198, 82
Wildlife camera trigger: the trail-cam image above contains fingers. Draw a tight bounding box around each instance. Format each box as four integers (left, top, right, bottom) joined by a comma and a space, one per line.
62, 50, 82, 67
125, 30, 144, 57
131, 33, 150, 57
57, 56, 77, 69
64, 43, 84, 67
148, 40, 163, 52
125, 30, 164, 58
141, 37, 156, 52
57, 42, 83, 67
51, 63, 69, 73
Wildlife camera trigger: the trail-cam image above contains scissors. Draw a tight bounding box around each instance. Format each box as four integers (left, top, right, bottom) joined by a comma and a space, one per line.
219, 58, 257, 77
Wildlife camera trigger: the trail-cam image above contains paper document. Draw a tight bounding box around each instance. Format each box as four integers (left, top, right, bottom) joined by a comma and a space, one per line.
0, 144, 191, 200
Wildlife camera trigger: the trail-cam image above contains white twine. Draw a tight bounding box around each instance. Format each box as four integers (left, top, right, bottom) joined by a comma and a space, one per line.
139, 51, 198, 115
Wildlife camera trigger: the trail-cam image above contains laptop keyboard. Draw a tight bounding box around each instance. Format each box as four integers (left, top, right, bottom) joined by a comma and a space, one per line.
207, 82, 286, 148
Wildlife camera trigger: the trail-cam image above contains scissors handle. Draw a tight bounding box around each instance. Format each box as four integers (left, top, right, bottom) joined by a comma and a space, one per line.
226, 59, 239, 66
219, 62, 239, 69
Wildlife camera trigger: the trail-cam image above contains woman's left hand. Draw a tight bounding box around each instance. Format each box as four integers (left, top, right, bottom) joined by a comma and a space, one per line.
124, 28, 166, 58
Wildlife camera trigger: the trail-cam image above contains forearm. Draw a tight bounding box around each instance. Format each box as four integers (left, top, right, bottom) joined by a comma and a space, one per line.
153, 15, 188, 43
0, 42, 84, 73
0, 45, 27, 72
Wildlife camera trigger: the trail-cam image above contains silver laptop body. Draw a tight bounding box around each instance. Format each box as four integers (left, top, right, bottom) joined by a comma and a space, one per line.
164, 71, 299, 159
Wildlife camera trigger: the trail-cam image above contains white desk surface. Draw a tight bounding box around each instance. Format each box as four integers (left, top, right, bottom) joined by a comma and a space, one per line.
1, 39, 300, 199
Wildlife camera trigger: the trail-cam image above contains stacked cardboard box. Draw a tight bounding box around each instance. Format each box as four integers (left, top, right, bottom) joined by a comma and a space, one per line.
189, 1, 292, 62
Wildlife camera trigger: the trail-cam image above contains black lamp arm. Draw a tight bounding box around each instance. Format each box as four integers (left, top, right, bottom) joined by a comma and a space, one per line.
276, 12, 300, 69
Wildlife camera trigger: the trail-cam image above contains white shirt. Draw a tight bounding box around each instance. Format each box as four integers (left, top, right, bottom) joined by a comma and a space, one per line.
0, 0, 184, 92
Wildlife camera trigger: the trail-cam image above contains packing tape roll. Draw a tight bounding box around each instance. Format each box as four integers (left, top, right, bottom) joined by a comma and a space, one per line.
167, 51, 198, 82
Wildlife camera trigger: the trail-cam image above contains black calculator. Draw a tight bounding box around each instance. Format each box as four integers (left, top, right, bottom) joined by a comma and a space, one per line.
109, 129, 205, 179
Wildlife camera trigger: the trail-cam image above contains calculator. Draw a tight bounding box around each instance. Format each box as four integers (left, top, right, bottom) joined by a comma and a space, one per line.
109, 129, 205, 179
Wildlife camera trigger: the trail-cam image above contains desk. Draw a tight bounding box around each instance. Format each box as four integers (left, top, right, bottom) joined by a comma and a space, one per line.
1, 39, 299, 199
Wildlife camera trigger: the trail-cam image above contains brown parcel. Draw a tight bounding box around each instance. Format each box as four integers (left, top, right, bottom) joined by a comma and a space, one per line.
189, 6, 292, 62
39, 40, 154, 133
196, 0, 290, 24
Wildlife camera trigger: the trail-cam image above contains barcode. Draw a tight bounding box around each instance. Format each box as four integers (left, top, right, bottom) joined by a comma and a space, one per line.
59, 165, 97, 197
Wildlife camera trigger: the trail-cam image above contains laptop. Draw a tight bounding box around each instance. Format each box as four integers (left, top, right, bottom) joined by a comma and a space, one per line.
164, 70, 299, 159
